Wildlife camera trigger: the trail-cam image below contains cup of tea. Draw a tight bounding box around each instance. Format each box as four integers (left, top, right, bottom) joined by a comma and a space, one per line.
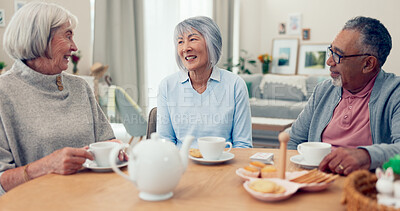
297, 142, 331, 166
88, 142, 119, 167
198, 137, 232, 160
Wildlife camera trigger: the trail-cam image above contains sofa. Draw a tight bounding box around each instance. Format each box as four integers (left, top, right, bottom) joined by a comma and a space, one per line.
239, 73, 330, 147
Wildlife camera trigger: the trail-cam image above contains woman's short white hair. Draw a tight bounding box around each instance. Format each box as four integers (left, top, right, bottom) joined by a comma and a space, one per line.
174, 16, 222, 71
3, 2, 78, 60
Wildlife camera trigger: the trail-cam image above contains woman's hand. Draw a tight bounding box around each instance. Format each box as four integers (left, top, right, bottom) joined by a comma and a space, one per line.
44, 147, 94, 175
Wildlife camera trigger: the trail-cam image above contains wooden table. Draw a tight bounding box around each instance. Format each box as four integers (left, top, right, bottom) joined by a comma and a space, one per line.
252, 117, 295, 132
0, 148, 345, 211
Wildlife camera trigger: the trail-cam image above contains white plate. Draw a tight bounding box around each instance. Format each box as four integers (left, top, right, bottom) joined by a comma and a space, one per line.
290, 155, 319, 169
83, 160, 128, 173
236, 169, 335, 193
189, 152, 235, 164
243, 178, 300, 202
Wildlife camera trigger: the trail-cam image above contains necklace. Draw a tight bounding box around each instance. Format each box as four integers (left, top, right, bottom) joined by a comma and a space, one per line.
193, 81, 208, 93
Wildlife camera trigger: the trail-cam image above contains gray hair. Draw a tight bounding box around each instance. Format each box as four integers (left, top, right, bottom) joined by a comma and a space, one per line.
343, 16, 392, 67
174, 16, 222, 71
3, 2, 77, 60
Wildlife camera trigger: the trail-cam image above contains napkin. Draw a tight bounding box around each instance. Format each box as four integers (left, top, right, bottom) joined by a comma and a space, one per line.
250, 152, 274, 164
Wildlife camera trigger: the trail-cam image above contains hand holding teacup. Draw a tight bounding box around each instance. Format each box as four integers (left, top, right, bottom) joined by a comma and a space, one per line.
297, 142, 331, 166
87, 141, 127, 167
198, 137, 232, 160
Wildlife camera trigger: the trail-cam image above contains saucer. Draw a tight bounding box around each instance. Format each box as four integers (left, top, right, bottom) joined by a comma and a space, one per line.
189, 152, 234, 165
290, 155, 319, 169
83, 160, 128, 173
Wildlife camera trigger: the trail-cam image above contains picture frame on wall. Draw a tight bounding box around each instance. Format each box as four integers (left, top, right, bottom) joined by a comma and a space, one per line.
271, 39, 299, 74
302, 28, 310, 40
278, 23, 286, 34
297, 44, 330, 75
287, 13, 302, 35
0, 9, 5, 27
14, 1, 26, 13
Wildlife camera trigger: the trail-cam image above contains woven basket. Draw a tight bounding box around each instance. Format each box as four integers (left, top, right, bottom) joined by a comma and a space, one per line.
342, 170, 400, 211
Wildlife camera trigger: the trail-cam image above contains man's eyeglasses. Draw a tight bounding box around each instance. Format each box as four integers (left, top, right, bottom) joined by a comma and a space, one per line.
327, 46, 372, 64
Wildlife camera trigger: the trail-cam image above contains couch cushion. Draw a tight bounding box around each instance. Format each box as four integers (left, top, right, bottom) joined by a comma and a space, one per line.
305, 75, 331, 99
261, 82, 305, 101
239, 74, 263, 98
260, 74, 308, 101
250, 98, 307, 119
245, 81, 253, 98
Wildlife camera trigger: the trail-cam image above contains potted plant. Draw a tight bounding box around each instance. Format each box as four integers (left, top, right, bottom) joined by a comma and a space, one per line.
223, 50, 256, 74
0, 62, 7, 74
70, 51, 81, 75
258, 53, 272, 74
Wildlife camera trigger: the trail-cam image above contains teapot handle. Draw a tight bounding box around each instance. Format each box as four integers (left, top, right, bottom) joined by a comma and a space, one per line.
109, 143, 132, 181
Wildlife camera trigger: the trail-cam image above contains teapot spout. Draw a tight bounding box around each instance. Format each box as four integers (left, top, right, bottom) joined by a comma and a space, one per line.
180, 135, 194, 171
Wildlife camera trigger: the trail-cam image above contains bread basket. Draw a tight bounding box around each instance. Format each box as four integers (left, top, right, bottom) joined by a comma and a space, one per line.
342, 170, 400, 211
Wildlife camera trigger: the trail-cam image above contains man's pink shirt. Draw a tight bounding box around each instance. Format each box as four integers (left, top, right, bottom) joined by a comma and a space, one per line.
322, 74, 378, 149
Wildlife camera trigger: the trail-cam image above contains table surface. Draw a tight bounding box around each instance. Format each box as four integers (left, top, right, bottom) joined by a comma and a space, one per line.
0, 148, 345, 211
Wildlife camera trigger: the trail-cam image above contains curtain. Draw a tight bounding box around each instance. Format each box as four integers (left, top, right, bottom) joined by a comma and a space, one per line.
93, 0, 145, 110
213, 0, 236, 68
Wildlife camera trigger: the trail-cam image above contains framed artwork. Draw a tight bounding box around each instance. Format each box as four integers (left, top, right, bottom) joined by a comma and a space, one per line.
0, 9, 5, 27
297, 44, 330, 75
302, 28, 310, 40
14, 1, 26, 13
278, 23, 286, 35
271, 39, 299, 74
288, 13, 302, 35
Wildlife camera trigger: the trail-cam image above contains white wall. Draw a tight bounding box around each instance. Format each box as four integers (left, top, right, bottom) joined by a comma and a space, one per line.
240, 0, 400, 75
1, 0, 399, 76
0, 0, 92, 75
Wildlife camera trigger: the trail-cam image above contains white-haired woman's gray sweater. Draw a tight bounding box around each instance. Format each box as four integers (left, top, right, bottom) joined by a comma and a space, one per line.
0, 60, 115, 184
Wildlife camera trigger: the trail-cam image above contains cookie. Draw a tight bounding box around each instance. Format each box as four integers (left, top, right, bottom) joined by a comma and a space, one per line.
261, 165, 278, 178
249, 179, 286, 194
244, 166, 259, 172
250, 161, 267, 169
189, 148, 202, 158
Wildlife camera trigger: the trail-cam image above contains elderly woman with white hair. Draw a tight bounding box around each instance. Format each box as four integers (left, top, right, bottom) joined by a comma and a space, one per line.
0, 2, 119, 195
157, 16, 252, 149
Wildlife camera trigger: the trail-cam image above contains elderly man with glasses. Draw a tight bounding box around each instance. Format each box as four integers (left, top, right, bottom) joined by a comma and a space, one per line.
288, 16, 400, 175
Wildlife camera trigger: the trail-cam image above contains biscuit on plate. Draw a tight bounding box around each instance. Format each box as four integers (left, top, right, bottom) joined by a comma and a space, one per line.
261, 165, 277, 178
250, 161, 267, 169
189, 148, 202, 158
249, 179, 286, 194
242, 166, 260, 178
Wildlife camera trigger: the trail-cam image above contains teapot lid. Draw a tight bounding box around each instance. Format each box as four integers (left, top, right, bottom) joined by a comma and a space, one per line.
151, 133, 159, 140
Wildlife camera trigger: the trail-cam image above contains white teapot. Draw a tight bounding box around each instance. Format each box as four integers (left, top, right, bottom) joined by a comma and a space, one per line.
109, 133, 194, 201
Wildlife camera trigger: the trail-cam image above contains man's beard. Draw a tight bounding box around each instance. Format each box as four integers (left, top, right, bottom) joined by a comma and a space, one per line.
331, 75, 342, 87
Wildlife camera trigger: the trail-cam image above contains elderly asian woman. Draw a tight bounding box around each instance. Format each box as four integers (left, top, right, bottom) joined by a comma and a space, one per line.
0, 2, 119, 195
157, 16, 252, 149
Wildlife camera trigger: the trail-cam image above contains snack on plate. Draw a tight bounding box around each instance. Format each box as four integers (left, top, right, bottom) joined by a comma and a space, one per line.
261, 165, 278, 178
290, 169, 339, 184
189, 148, 202, 158
243, 166, 260, 178
250, 161, 267, 170
249, 179, 286, 194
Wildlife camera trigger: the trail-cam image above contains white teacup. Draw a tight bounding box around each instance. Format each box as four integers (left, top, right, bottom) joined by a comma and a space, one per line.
88, 142, 119, 167
198, 137, 232, 160
297, 142, 331, 166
